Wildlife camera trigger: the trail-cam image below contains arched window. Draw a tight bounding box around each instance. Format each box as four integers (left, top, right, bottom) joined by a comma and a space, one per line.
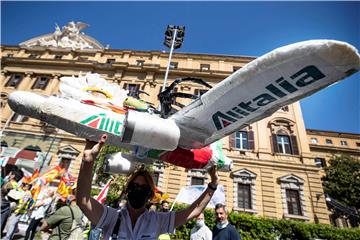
269, 119, 299, 155
24, 145, 42, 152
1, 141, 8, 147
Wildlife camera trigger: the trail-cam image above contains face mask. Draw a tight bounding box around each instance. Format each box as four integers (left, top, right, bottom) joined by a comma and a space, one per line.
127, 182, 152, 209
162, 208, 169, 212
216, 222, 228, 229
196, 220, 205, 228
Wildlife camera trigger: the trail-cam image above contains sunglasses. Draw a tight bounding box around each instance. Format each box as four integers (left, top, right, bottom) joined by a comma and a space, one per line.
128, 182, 152, 192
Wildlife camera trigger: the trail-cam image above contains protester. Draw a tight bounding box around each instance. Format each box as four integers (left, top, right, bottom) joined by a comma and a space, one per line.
3, 183, 32, 240
158, 200, 171, 239
212, 203, 241, 240
24, 188, 55, 240
160, 200, 170, 212
76, 134, 219, 239
1, 188, 11, 235
190, 212, 212, 240
1, 170, 21, 192
39, 192, 82, 240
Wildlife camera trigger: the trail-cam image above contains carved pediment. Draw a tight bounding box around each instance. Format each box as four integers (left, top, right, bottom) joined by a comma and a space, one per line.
278, 174, 304, 184
20, 21, 104, 50
58, 145, 80, 159
231, 168, 257, 179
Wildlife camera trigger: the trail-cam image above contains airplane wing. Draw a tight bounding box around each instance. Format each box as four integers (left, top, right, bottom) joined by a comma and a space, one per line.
171, 40, 360, 149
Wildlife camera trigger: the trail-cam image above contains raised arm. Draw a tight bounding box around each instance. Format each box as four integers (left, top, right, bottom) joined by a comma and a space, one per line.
174, 166, 219, 228
76, 134, 107, 225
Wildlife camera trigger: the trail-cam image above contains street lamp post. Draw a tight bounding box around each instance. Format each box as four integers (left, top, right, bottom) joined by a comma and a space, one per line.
161, 25, 185, 92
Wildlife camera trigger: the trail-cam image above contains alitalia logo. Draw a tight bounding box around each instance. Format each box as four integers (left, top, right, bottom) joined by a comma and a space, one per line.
80, 113, 125, 136
212, 65, 326, 130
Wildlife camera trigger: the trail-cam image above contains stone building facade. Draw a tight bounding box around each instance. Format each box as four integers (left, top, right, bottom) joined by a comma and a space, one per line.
1, 26, 359, 226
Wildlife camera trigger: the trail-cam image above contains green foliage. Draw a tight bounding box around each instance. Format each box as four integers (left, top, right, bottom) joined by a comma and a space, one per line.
170, 204, 360, 240
322, 154, 360, 209
94, 144, 128, 185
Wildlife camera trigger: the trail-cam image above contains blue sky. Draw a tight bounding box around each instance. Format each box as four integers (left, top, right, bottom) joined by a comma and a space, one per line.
1, 1, 359, 133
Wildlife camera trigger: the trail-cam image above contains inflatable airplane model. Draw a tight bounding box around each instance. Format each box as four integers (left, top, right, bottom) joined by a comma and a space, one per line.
8, 40, 360, 174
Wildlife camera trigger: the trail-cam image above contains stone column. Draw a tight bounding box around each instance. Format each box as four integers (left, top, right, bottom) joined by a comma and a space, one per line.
1, 70, 9, 88
49, 73, 61, 95
17, 72, 34, 91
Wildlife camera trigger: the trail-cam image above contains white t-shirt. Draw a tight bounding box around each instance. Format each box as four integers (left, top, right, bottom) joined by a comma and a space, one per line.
96, 205, 175, 240
190, 225, 212, 240
30, 197, 53, 220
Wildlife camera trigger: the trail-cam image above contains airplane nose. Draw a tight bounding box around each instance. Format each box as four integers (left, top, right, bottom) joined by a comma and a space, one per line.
8, 91, 46, 119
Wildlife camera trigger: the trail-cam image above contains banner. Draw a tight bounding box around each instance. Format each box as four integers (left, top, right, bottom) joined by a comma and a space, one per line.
57, 174, 77, 200
173, 185, 225, 209
40, 166, 65, 184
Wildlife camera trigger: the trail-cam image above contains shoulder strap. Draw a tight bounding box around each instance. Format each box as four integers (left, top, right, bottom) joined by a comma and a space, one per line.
69, 205, 74, 220
111, 211, 122, 239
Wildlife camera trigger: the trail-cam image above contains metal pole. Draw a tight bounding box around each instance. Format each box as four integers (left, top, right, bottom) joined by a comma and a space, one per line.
39, 129, 58, 173
161, 28, 178, 92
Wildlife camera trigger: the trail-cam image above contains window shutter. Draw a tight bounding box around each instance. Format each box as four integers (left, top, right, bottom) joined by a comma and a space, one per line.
248, 130, 255, 150
271, 134, 279, 153
229, 133, 235, 149
290, 135, 299, 155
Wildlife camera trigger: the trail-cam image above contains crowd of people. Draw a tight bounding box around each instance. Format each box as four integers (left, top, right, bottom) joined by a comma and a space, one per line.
1, 134, 241, 239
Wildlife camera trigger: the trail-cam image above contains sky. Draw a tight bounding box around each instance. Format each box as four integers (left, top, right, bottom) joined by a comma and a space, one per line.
1, 1, 359, 134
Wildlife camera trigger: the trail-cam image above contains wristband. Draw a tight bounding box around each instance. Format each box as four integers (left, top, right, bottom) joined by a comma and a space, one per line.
208, 183, 217, 191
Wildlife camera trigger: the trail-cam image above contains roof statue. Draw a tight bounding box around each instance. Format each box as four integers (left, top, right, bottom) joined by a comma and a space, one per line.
20, 21, 104, 50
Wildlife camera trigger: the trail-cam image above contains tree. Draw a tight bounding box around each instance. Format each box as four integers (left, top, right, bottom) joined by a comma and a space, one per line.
322, 154, 360, 210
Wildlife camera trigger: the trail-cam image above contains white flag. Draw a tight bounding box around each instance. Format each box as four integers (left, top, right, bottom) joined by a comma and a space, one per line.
174, 185, 225, 208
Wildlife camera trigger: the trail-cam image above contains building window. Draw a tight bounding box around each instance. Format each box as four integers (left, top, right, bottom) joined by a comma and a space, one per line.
325, 139, 333, 144
54, 55, 63, 59
286, 189, 302, 216
152, 162, 165, 188
340, 140, 348, 146
276, 135, 292, 154
170, 62, 178, 69
230, 130, 255, 150
7, 53, 14, 58
238, 183, 251, 209
231, 169, 257, 212
194, 89, 207, 97
32, 76, 50, 90
24, 145, 42, 152
1, 141, 8, 147
191, 177, 205, 185
314, 158, 326, 168
5, 74, 23, 88
279, 174, 307, 219
233, 66, 241, 72
152, 172, 160, 186
200, 64, 210, 72
136, 60, 145, 66
269, 119, 299, 155
188, 169, 207, 186
235, 131, 248, 150
11, 113, 28, 122
107, 58, 116, 64
356, 142, 360, 147
29, 53, 39, 58
1, 92, 8, 108
310, 138, 318, 144
123, 83, 140, 97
